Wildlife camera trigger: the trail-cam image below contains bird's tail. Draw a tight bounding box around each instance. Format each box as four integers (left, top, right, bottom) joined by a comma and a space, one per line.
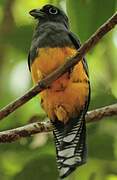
52, 115, 87, 179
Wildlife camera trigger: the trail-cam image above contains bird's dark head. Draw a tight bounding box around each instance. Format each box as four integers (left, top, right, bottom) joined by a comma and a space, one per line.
29, 4, 69, 29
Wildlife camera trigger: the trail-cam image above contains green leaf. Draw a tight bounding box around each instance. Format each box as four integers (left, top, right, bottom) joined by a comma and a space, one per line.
13, 155, 58, 180
88, 132, 115, 160
66, 0, 116, 42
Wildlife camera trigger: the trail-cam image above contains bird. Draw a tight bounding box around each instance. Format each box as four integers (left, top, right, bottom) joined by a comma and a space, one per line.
28, 4, 90, 179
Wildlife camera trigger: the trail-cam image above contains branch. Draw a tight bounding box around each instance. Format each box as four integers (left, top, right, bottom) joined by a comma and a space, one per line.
0, 12, 117, 121
85, 103, 117, 122
0, 104, 117, 143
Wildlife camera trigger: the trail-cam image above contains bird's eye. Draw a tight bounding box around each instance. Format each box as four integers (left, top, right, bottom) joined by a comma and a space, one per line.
49, 7, 58, 15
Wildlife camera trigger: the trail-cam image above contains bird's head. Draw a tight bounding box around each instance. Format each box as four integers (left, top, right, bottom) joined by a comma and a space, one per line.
29, 4, 69, 29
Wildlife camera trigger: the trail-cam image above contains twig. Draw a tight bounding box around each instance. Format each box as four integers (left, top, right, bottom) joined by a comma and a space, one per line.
0, 103, 117, 143
0, 12, 117, 121
86, 103, 117, 122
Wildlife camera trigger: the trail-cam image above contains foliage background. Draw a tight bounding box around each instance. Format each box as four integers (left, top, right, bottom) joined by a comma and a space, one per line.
0, 0, 117, 180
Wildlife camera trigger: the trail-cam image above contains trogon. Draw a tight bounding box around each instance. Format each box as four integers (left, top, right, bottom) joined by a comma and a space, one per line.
28, 4, 90, 179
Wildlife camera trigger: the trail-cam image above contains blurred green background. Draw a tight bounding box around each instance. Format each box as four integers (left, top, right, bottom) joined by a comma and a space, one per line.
0, 0, 117, 180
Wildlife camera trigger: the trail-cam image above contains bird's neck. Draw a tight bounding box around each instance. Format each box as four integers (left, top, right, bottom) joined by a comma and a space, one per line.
34, 21, 68, 37
31, 22, 72, 48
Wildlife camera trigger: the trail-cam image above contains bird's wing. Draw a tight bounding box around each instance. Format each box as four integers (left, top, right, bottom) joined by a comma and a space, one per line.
28, 43, 38, 71
68, 31, 89, 76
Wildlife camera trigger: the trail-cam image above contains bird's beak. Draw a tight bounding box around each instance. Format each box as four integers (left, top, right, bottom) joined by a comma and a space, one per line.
29, 9, 45, 18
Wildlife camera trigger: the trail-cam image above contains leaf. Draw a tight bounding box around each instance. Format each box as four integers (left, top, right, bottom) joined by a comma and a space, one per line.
0, 0, 7, 6
13, 155, 58, 180
66, 0, 116, 42
88, 132, 115, 160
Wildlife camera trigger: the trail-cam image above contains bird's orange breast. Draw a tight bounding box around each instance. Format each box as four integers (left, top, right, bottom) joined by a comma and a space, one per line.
31, 47, 89, 123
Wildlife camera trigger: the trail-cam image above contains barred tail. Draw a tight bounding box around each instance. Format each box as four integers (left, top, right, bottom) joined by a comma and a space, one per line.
52, 116, 87, 179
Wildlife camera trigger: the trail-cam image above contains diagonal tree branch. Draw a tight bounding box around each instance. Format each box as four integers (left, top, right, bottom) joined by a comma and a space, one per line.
0, 12, 117, 121
0, 103, 117, 143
